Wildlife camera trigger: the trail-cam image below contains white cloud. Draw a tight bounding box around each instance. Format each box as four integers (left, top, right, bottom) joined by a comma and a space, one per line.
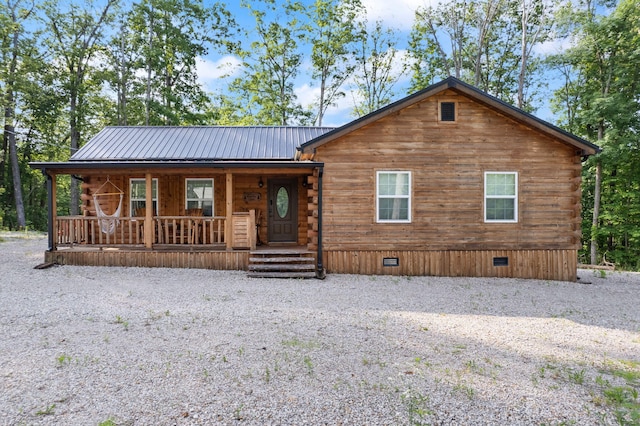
196, 55, 242, 90
295, 83, 320, 109
361, 0, 436, 30
533, 37, 574, 55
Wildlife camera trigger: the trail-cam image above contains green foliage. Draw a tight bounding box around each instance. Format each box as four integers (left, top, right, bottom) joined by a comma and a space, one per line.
351, 19, 401, 117
401, 388, 432, 425
552, 0, 640, 269
306, 0, 363, 125
568, 368, 586, 385
597, 363, 640, 425
407, 0, 550, 111
35, 403, 56, 416
225, 0, 312, 125
120, 0, 233, 125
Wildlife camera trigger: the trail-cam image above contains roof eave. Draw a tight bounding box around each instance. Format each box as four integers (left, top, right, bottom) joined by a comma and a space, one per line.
29, 159, 324, 174
447, 79, 601, 156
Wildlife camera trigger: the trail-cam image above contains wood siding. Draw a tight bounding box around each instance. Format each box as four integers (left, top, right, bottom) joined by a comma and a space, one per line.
316, 90, 583, 254
82, 174, 227, 217
78, 171, 311, 247
46, 249, 249, 270
324, 249, 577, 282
313, 90, 583, 281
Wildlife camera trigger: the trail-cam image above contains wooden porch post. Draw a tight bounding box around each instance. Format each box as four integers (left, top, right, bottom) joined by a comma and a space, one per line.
226, 173, 233, 250
144, 173, 153, 248
47, 172, 57, 251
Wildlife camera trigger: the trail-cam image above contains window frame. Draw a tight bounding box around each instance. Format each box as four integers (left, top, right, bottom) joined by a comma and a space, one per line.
376, 171, 412, 223
130, 178, 158, 216
185, 178, 214, 217
484, 171, 518, 223
438, 100, 458, 123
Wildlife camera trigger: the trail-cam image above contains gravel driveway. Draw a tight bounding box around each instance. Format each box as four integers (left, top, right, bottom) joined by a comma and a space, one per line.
1, 233, 639, 425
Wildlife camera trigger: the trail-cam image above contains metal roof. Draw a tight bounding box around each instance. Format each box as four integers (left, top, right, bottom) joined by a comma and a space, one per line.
71, 126, 335, 161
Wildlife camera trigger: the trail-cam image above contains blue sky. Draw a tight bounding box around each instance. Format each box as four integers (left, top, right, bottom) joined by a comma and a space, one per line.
194, 0, 435, 127
194, 0, 572, 127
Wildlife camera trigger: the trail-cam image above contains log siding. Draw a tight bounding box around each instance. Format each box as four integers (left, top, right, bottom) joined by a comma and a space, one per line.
323, 249, 578, 282
32, 78, 598, 282
315, 91, 583, 281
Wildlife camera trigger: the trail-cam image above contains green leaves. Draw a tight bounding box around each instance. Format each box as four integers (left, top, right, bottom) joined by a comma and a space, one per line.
555, 0, 640, 268
120, 0, 232, 125
307, 0, 363, 125
223, 0, 311, 126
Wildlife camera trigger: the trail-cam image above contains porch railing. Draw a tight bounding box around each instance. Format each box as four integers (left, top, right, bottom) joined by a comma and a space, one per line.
155, 216, 226, 245
55, 216, 226, 247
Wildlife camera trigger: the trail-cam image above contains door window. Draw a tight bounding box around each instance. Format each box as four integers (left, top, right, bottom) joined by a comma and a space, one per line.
276, 186, 289, 218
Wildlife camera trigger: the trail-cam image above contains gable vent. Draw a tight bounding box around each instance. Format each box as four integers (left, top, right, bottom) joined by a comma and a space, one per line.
440, 102, 456, 121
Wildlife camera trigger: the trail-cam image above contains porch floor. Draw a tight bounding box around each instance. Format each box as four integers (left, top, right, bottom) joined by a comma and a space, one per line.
52, 243, 311, 253
45, 243, 316, 274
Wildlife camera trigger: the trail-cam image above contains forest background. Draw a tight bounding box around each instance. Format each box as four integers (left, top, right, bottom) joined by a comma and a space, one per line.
0, 0, 638, 269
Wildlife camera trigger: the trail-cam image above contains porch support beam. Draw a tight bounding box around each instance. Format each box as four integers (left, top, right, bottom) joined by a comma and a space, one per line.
46, 172, 56, 251
144, 173, 153, 248
225, 173, 233, 250
316, 166, 325, 279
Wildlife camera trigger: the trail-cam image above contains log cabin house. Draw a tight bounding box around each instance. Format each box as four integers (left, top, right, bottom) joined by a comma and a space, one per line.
31, 77, 600, 281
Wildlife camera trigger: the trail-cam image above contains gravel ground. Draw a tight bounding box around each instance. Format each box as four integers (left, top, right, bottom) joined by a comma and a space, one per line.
0, 232, 639, 426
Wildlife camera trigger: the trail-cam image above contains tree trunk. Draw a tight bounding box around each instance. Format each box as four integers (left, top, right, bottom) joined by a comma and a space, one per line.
7, 125, 25, 228
517, 2, 528, 109
145, 8, 154, 126
317, 77, 326, 126
474, 0, 500, 87
0, 128, 7, 190
69, 83, 80, 216
5, 11, 26, 228
590, 160, 602, 265
118, 21, 128, 125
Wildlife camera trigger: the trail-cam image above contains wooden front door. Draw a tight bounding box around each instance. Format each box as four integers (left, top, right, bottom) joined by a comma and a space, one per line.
267, 178, 298, 243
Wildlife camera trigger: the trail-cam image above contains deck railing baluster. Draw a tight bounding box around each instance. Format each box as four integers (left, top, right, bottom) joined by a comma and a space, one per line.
54, 216, 227, 248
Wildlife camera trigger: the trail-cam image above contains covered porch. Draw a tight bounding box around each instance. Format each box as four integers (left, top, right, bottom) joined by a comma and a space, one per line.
34, 162, 324, 275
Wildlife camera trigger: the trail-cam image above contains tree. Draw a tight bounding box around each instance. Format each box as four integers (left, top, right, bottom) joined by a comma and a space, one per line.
351, 20, 402, 117
306, 0, 363, 126
551, 0, 640, 267
125, 0, 232, 125
516, 0, 554, 109
41, 0, 117, 215
408, 1, 468, 88
103, 14, 137, 125
224, 0, 311, 126
408, 0, 550, 111
0, 0, 37, 228
19, 54, 72, 223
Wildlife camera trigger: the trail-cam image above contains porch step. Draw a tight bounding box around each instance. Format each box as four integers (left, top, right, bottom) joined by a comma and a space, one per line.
247, 250, 316, 279
249, 257, 314, 263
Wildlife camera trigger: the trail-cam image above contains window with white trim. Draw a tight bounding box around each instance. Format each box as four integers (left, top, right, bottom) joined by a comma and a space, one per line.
130, 178, 158, 216
377, 171, 411, 222
484, 172, 518, 222
185, 178, 214, 216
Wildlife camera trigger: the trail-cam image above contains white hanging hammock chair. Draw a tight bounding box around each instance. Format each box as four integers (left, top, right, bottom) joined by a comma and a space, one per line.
92, 177, 124, 235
